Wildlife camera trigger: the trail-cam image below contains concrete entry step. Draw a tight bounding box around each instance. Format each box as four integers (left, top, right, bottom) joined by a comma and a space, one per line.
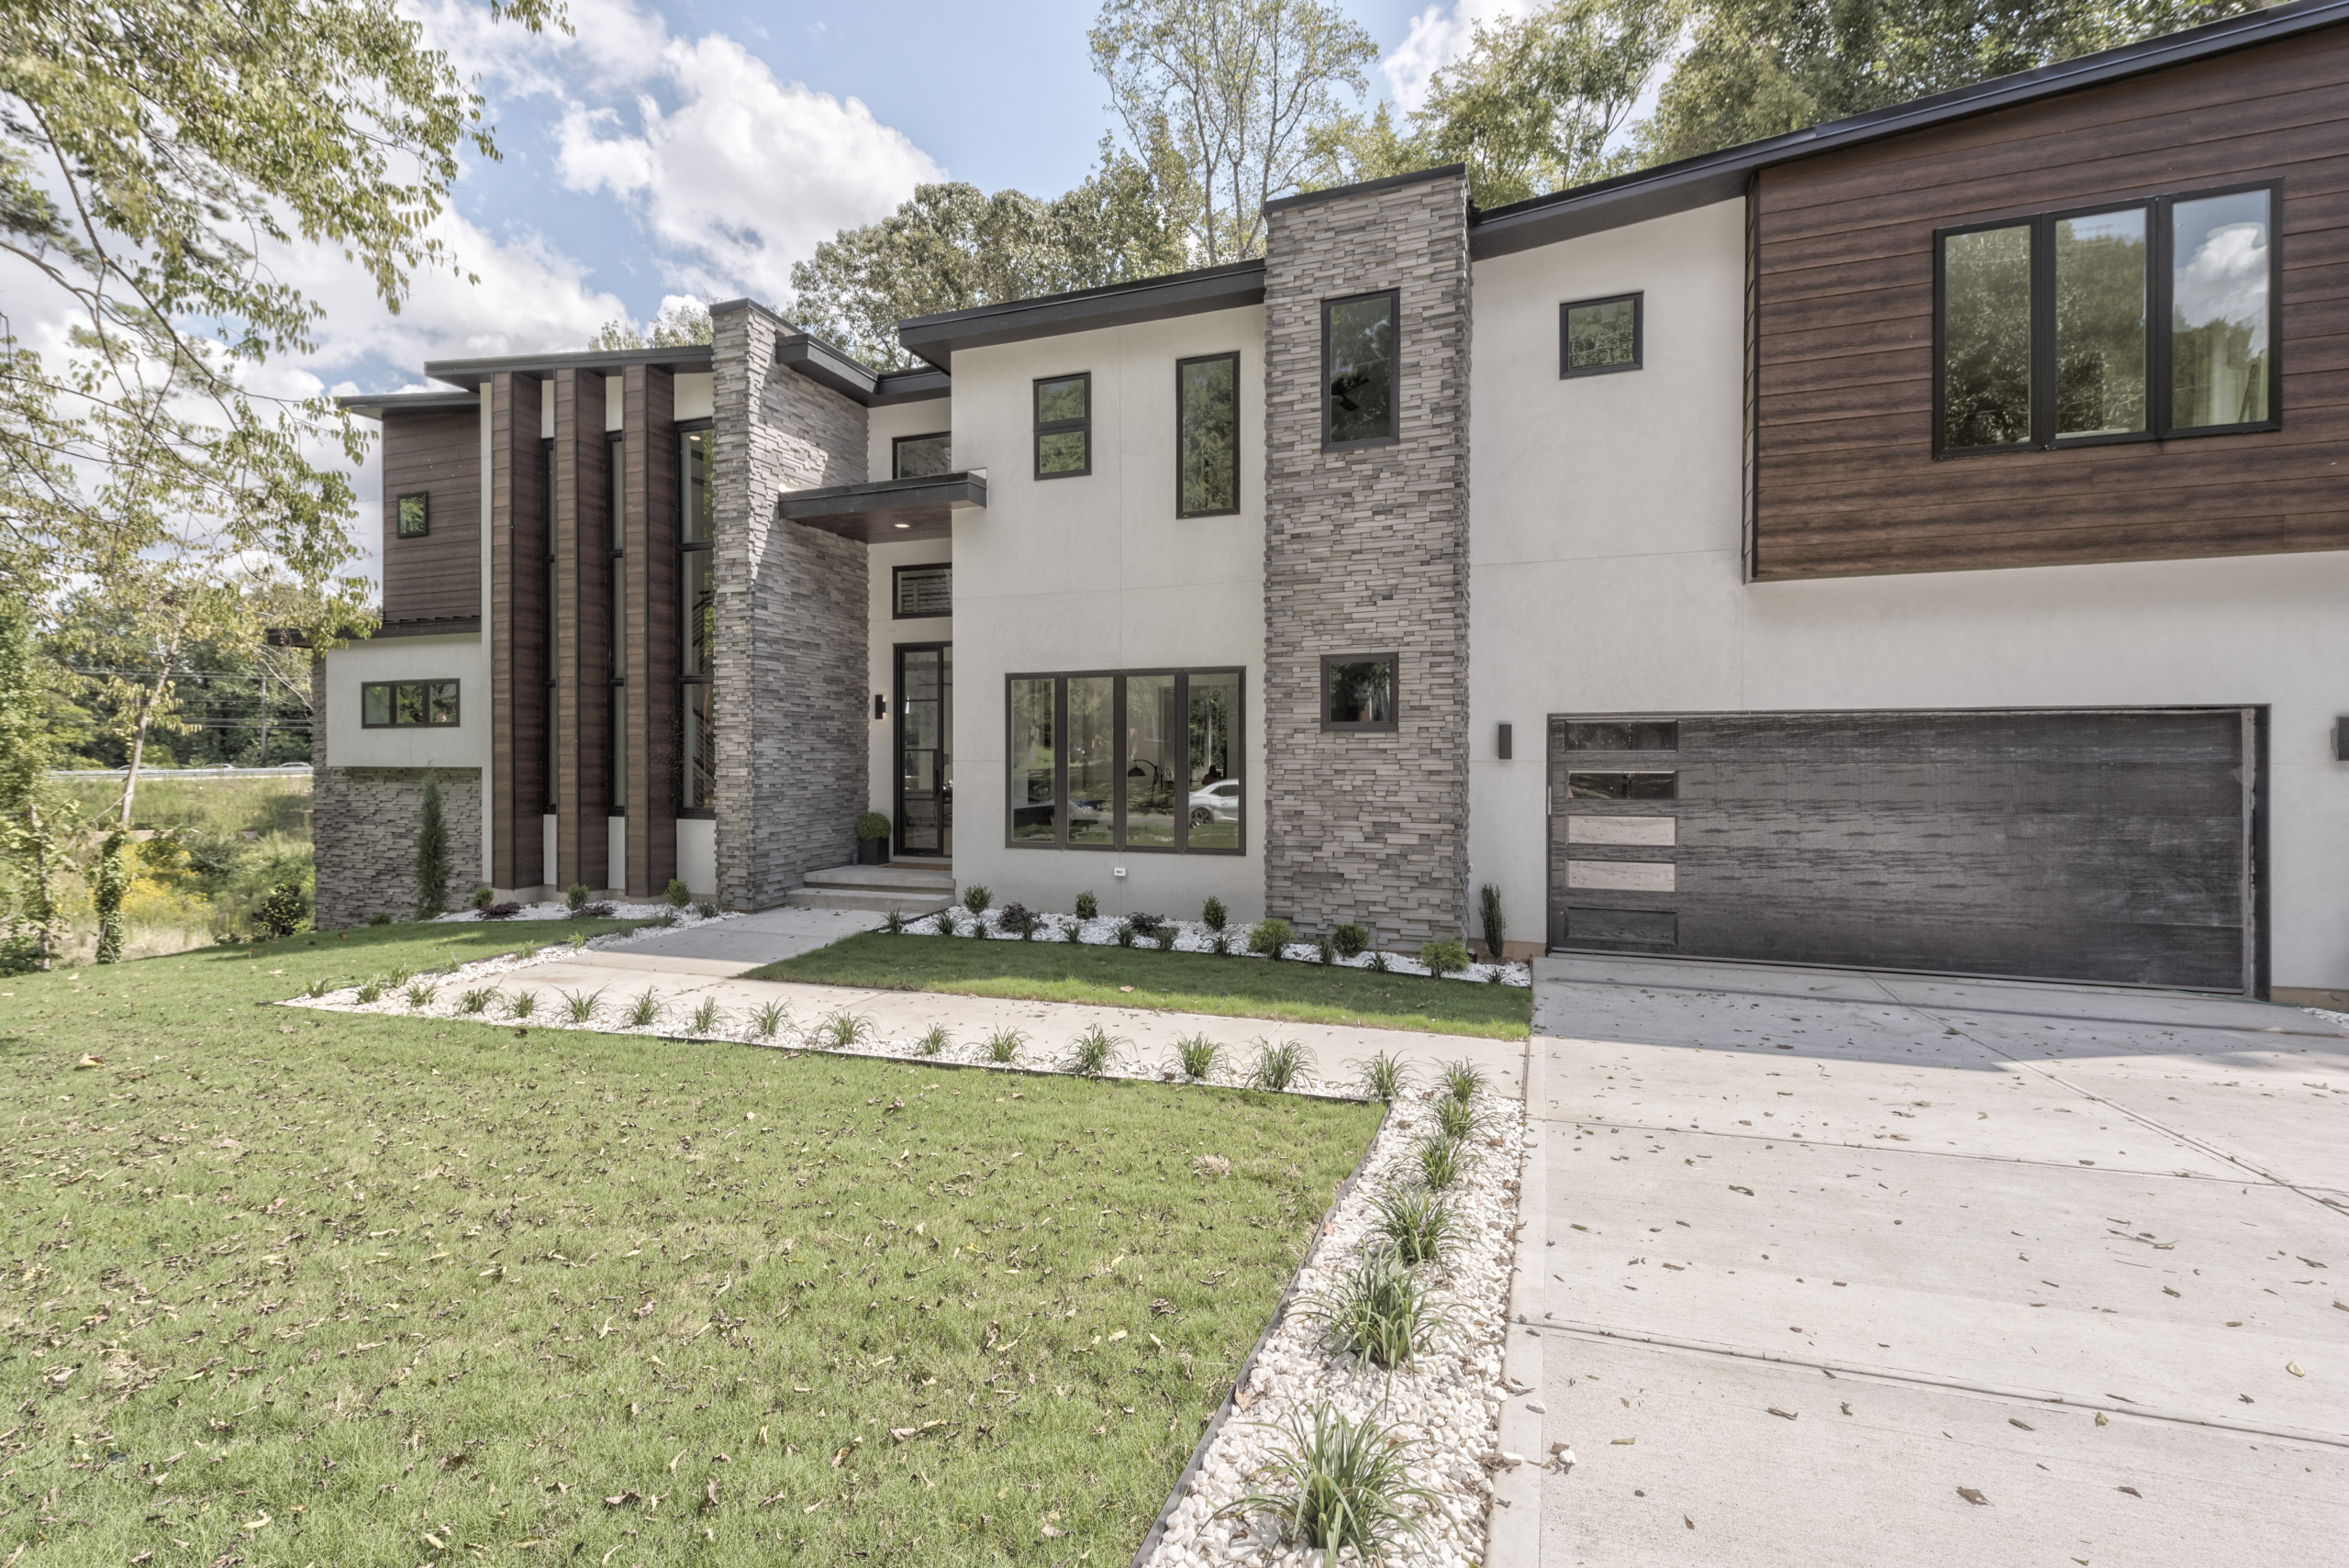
800, 863, 956, 894
781, 885, 954, 914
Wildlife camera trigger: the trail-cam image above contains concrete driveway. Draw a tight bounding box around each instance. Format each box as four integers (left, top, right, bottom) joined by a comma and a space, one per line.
1529, 954, 2349, 1567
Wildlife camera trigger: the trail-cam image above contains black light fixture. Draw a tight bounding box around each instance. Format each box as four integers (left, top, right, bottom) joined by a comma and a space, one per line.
2334, 717, 2349, 762
1497, 721, 1513, 760
874, 693, 888, 721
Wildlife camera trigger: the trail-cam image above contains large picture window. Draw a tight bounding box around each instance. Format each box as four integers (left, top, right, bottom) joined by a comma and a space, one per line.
1005, 668, 1244, 853
362, 681, 460, 728
1936, 183, 2279, 455
1176, 352, 1239, 516
1322, 291, 1397, 449
1034, 373, 1091, 478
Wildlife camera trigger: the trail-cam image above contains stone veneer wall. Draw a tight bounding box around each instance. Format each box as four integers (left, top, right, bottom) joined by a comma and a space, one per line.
311, 766, 484, 930
1260, 170, 1473, 946
708, 304, 871, 909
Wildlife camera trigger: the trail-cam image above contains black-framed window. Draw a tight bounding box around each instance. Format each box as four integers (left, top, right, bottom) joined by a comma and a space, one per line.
395, 493, 429, 538
679, 424, 716, 815
1034, 373, 1091, 478
893, 431, 953, 479
1006, 667, 1242, 854
893, 562, 952, 619
541, 439, 558, 813
607, 432, 627, 815
1936, 182, 2280, 456
1176, 351, 1240, 516
1322, 290, 1397, 449
1320, 654, 1397, 733
362, 680, 460, 728
1560, 293, 1642, 377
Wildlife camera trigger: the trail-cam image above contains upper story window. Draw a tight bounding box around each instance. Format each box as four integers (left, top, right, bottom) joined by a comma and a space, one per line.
894, 562, 952, 619
362, 680, 459, 728
1560, 294, 1642, 377
1177, 352, 1240, 517
1936, 183, 2279, 456
1034, 374, 1091, 478
894, 431, 953, 479
1322, 290, 1397, 449
395, 493, 429, 538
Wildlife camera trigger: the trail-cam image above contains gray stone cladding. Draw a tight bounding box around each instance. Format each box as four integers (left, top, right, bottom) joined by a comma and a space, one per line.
1260, 170, 1472, 947
708, 304, 871, 909
312, 766, 483, 930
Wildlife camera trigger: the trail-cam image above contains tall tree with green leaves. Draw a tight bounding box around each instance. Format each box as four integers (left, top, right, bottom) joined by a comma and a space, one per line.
0, 596, 66, 971
0, 0, 559, 606
1092, 0, 1380, 262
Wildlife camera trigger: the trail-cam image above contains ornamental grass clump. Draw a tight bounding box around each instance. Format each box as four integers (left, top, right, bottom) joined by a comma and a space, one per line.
561, 987, 605, 1024
1369, 1185, 1461, 1267
624, 987, 663, 1029
1208, 932, 1231, 956
1352, 1048, 1409, 1102
1173, 1033, 1221, 1080
818, 1010, 874, 1048
881, 907, 907, 935
354, 977, 384, 1005
505, 990, 539, 1019
1314, 932, 1337, 964
302, 977, 332, 1000
1298, 1246, 1457, 1372
1070, 1023, 1126, 1076
1248, 1038, 1311, 1092
985, 1026, 1026, 1063
915, 1024, 952, 1057
1415, 1133, 1472, 1191
1364, 950, 1390, 973
1154, 923, 1179, 951
457, 987, 494, 1015
1432, 1094, 1493, 1142
404, 980, 438, 1010
1112, 920, 1137, 949
688, 997, 723, 1036
1219, 1405, 1438, 1567
750, 999, 789, 1041
1440, 1059, 1487, 1104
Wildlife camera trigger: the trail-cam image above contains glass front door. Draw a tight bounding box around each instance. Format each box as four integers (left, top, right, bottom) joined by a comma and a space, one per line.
896, 643, 952, 856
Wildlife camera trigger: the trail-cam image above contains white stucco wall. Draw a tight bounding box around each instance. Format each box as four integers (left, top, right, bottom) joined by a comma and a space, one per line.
867, 396, 952, 480
322, 634, 492, 772
947, 306, 1268, 921
1469, 196, 2349, 990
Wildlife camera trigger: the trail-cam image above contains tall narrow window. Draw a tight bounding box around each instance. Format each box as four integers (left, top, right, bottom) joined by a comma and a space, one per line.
679, 428, 716, 813
1122, 673, 1177, 848
542, 439, 558, 813
395, 493, 430, 537
608, 434, 627, 815
1940, 222, 2034, 450
1066, 675, 1116, 847
1034, 374, 1090, 477
2054, 209, 2148, 439
1008, 677, 1057, 843
1176, 352, 1239, 517
1186, 671, 1240, 851
1006, 669, 1242, 853
893, 431, 952, 479
1322, 291, 1397, 449
2170, 188, 2274, 431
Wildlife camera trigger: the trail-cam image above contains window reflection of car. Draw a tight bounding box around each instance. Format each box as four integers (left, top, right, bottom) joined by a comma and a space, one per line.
1188, 780, 1240, 827
1012, 793, 1111, 833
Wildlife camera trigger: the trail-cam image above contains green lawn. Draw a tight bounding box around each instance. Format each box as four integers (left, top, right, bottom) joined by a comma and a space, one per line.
750, 931, 1533, 1040
0, 921, 1380, 1565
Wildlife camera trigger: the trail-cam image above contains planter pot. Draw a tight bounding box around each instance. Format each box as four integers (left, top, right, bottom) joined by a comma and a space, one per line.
857, 838, 890, 865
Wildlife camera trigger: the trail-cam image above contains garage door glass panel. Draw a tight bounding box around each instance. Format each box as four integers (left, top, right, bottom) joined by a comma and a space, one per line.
1563, 720, 1676, 751
1567, 771, 1677, 800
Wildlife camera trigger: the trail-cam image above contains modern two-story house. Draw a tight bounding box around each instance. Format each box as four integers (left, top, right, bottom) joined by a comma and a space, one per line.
320, 0, 2349, 1003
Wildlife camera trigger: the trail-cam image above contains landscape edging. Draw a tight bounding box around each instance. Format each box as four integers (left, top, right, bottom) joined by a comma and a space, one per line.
1486, 1033, 1551, 1564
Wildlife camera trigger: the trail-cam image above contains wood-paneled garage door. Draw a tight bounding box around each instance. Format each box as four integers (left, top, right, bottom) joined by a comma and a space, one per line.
1546, 709, 2262, 994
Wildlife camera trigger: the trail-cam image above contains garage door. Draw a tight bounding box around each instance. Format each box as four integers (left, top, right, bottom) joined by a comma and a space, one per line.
1546, 708, 2260, 994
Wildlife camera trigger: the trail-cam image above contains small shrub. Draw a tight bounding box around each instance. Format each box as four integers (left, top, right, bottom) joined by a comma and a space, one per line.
1062, 917, 1084, 942
471, 884, 496, 910
518, 942, 539, 962
750, 1000, 789, 1041
1433, 1094, 1492, 1141
624, 987, 664, 1029
571, 901, 615, 921
1440, 1059, 1487, 1104
665, 878, 691, 908
1314, 932, 1337, 964
1112, 920, 1136, 949
1070, 1023, 1126, 1076
1370, 1186, 1460, 1267
560, 987, 605, 1024
1219, 1406, 1437, 1562
1074, 890, 1099, 921
915, 1024, 952, 1057
1365, 950, 1390, 973
257, 883, 308, 938
689, 997, 723, 1036
302, 977, 332, 1000
567, 931, 588, 951
458, 987, 495, 1015
1153, 924, 1178, 951
480, 901, 524, 920
997, 902, 1037, 940
354, 977, 384, 1004
961, 884, 992, 915
1248, 918, 1294, 960
818, 1010, 874, 1048
1415, 1133, 1472, 1190
1419, 938, 1471, 980
1128, 912, 1163, 938
1297, 1246, 1458, 1371
1248, 1038, 1312, 1092
366, 911, 393, 928
694, 902, 719, 919
985, 1026, 1025, 1063
506, 990, 538, 1019
1486, 966, 1508, 984
1353, 1049, 1409, 1101
564, 883, 590, 913
1200, 895, 1228, 933
881, 907, 907, 935
855, 811, 890, 843
1330, 922, 1370, 959
1174, 1034, 1221, 1080
1208, 932, 1231, 956
1477, 882, 1508, 962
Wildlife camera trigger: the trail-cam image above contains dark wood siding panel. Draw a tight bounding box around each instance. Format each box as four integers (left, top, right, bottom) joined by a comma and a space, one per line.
1753, 25, 2349, 579
380, 408, 481, 622
621, 365, 677, 898
489, 373, 545, 889
553, 370, 610, 891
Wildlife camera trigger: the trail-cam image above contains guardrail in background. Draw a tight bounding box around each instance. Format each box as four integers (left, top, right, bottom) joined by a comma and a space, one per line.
47, 765, 315, 782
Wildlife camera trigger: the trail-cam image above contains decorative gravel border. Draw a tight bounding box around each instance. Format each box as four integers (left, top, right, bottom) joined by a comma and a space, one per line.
893, 910, 1531, 987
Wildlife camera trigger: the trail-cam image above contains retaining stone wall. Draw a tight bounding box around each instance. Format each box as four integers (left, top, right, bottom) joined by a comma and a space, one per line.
312, 767, 484, 929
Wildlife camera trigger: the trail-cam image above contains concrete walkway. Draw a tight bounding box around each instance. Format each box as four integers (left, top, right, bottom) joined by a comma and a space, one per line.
1527, 954, 2349, 1566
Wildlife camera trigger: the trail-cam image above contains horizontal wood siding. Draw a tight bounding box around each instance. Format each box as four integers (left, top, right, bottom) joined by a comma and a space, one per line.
1753, 27, 2349, 579
380, 408, 483, 620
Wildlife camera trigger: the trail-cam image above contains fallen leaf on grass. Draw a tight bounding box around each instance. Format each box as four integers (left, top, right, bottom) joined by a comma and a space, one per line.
604, 1492, 640, 1508
1956, 1487, 1988, 1506
1610, 1437, 1635, 1446
75, 1054, 105, 1069
1729, 1186, 1754, 1196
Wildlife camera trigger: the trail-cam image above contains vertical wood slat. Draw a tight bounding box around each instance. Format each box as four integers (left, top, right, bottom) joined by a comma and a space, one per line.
623, 366, 679, 897
553, 370, 610, 893
488, 373, 545, 890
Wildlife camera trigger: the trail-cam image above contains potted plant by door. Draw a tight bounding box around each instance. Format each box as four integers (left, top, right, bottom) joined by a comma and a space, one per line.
856, 812, 892, 865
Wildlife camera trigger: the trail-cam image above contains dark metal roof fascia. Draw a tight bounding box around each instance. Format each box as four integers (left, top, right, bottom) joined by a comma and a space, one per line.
368, 617, 483, 639
776, 472, 986, 519
896, 260, 1267, 367
419, 343, 715, 390
1468, 0, 2349, 260
872, 367, 952, 406
1263, 162, 1467, 216
336, 391, 481, 420
774, 331, 882, 402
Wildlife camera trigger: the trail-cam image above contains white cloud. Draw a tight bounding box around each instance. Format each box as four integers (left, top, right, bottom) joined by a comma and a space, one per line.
2176, 222, 2270, 349
1383, 0, 1539, 113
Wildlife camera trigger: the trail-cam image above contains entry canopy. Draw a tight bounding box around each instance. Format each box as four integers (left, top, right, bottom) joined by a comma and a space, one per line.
777, 471, 986, 544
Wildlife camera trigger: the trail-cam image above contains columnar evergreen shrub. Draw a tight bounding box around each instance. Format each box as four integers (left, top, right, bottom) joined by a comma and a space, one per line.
414, 774, 450, 918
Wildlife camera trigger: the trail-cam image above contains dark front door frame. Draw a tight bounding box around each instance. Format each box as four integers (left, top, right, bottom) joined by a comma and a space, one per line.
895, 641, 952, 858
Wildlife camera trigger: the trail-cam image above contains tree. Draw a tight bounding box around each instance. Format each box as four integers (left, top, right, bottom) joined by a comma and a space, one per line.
1091, 0, 1379, 262
93, 829, 129, 963
590, 297, 717, 351
0, 596, 68, 971
0, 0, 560, 605
789, 144, 1191, 370
415, 773, 450, 920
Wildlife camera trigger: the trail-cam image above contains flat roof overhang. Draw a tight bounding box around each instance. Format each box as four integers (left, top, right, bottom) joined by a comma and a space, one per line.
777, 472, 985, 544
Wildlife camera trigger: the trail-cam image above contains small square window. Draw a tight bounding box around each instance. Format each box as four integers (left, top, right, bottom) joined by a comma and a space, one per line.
395, 492, 429, 537
1561, 294, 1642, 377
1035, 373, 1090, 478
893, 562, 952, 619
894, 431, 952, 479
1320, 654, 1397, 732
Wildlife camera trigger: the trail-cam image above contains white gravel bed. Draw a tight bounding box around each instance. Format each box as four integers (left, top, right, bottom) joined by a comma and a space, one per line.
2302, 1006, 2349, 1033
897, 908, 1531, 987
1141, 1088, 1528, 1568
428, 897, 723, 925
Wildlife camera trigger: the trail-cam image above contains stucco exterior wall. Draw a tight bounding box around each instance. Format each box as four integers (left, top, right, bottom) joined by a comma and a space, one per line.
946, 306, 1269, 923
1468, 195, 2349, 990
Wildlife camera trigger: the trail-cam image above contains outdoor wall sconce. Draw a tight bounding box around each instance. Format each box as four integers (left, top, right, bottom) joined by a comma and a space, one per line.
2335, 717, 2349, 761
1497, 721, 1513, 760
874, 694, 888, 721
